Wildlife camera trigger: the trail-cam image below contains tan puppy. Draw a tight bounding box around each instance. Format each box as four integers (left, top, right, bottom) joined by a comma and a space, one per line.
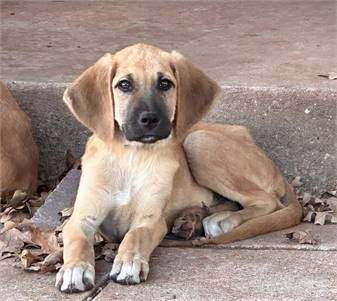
0, 82, 38, 196
56, 44, 302, 293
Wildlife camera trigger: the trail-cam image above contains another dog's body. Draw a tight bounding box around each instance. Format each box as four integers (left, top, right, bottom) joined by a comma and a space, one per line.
56, 44, 302, 293
0, 82, 38, 196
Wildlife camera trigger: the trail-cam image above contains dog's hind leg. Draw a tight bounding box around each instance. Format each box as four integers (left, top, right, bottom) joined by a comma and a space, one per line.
183, 123, 302, 245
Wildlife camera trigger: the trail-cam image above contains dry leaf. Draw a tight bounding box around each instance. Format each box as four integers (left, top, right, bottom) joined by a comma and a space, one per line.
20, 249, 45, 269
0, 155, 79, 272
0, 220, 16, 235
314, 212, 331, 225
58, 207, 73, 223
318, 72, 337, 80
300, 192, 312, 206
301, 193, 337, 225
101, 243, 118, 262
18, 222, 60, 253
57, 150, 81, 182
7, 190, 28, 208
291, 176, 303, 187
0, 227, 25, 255
0, 252, 15, 261
285, 230, 318, 245
326, 197, 337, 212
40, 249, 63, 273
0, 190, 47, 225
303, 211, 315, 223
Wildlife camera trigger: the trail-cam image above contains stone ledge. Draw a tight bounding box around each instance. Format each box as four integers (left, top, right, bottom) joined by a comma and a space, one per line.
5, 80, 336, 192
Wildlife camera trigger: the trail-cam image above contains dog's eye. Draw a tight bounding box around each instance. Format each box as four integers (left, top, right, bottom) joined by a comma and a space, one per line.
117, 80, 133, 92
158, 79, 173, 91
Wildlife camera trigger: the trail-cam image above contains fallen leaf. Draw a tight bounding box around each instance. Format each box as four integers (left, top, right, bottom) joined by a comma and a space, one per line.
314, 211, 332, 225
0, 220, 16, 235
17, 222, 60, 253
285, 230, 318, 245
57, 150, 81, 182
20, 249, 45, 269
58, 207, 73, 223
0, 227, 25, 255
40, 249, 63, 273
318, 72, 337, 80
7, 190, 28, 208
0, 252, 16, 261
300, 192, 312, 206
291, 176, 303, 187
326, 197, 337, 212
101, 243, 118, 262
301, 193, 337, 225
303, 211, 314, 222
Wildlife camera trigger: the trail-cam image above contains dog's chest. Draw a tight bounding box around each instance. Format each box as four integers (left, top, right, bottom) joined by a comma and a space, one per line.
99, 148, 179, 239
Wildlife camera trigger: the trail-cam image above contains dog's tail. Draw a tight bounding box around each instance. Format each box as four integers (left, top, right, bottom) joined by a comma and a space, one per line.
160, 182, 303, 247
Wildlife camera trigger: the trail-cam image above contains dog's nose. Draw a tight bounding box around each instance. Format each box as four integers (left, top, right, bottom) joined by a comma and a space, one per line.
138, 112, 160, 130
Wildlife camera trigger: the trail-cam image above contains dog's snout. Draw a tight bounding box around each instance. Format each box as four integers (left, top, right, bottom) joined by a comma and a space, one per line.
138, 112, 160, 130
123, 100, 171, 143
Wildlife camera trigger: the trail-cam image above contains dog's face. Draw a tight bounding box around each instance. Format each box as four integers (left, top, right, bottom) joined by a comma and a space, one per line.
112, 47, 177, 144
64, 44, 220, 145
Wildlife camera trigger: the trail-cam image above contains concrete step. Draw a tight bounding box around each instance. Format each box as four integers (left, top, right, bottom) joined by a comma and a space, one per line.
5, 80, 337, 192
32, 168, 337, 252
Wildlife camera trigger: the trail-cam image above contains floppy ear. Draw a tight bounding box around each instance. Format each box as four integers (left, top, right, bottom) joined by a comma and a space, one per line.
63, 53, 116, 142
171, 51, 221, 139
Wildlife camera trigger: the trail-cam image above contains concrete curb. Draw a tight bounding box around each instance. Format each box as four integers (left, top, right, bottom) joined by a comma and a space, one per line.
4, 80, 337, 192
31, 168, 337, 252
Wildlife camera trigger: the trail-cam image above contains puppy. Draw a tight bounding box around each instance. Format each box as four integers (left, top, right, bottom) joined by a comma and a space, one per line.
56, 44, 302, 293
0, 82, 38, 197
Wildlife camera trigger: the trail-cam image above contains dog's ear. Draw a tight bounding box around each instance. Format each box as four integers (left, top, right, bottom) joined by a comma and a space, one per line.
63, 53, 116, 142
171, 51, 221, 139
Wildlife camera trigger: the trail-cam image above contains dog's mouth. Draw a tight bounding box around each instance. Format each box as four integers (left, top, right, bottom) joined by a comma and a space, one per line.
139, 135, 160, 144
121, 124, 171, 144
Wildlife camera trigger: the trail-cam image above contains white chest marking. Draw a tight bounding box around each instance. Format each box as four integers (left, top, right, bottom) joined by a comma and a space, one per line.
112, 189, 131, 206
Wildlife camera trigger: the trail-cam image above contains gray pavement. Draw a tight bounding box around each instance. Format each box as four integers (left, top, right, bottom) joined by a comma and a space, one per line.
1, 241, 336, 301
1, 0, 336, 89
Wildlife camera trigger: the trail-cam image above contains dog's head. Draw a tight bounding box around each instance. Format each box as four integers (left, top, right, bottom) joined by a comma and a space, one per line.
64, 44, 221, 144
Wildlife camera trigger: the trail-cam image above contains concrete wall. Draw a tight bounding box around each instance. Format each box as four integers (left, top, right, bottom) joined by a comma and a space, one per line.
6, 81, 336, 192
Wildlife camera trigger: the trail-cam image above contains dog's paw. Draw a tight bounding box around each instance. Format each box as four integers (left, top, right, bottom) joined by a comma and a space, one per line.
202, 212, 240, 238
171, 207, 205, 239
55, 262, 95, 293
110, 252, 149, 285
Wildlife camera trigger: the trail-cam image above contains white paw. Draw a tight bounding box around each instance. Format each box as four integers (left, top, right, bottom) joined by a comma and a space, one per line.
110, 253, 149, 285
202, 212, 239, 238
219, 218, 238, 233
55, 262, 95, 293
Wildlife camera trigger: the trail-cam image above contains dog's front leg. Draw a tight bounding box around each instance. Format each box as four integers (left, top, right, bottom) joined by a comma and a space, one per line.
110, 216, 167, 284
55, 184, 111, 293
